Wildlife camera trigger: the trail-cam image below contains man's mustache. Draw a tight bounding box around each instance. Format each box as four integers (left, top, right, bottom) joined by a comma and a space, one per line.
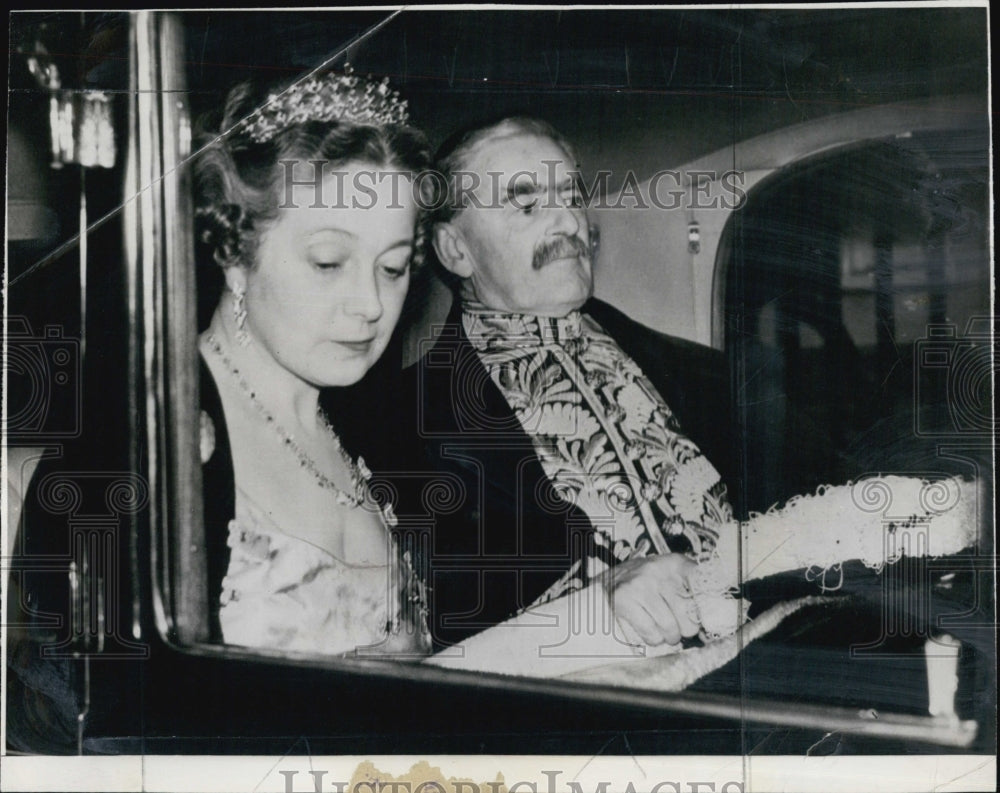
532, 234, 591, 271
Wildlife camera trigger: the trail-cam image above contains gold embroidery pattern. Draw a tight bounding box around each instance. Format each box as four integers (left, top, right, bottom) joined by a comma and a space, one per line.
463, 308, 732, 604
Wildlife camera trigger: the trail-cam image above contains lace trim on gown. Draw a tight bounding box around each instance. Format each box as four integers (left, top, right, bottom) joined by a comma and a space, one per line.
218, 491, 428, 656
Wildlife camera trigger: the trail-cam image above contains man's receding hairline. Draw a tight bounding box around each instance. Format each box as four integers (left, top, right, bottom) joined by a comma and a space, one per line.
454, 123, 577, 173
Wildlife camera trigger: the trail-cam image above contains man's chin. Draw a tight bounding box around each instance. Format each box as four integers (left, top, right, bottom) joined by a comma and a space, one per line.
532, 289, 591, 318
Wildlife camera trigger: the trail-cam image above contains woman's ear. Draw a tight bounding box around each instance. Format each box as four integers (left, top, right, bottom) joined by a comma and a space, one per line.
432, 222, 474, 279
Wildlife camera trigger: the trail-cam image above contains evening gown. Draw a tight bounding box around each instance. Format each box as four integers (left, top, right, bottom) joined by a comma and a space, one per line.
199, 357, 429, 657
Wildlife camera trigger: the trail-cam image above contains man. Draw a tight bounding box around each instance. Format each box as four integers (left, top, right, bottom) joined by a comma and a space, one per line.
343, 117, 739, 652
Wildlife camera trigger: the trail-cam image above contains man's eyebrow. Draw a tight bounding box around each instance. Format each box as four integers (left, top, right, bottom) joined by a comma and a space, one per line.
503, 178, 543, 204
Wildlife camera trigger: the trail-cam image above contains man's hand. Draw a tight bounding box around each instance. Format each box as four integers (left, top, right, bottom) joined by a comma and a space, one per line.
603, 553, 700, 646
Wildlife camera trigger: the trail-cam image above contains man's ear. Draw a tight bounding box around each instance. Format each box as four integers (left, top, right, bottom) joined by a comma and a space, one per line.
432, 222, 474, 279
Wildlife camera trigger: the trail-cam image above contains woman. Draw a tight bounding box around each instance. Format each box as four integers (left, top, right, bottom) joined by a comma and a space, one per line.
194, 70, 431, 657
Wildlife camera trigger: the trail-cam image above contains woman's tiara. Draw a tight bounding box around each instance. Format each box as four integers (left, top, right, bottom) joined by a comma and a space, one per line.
237, 71, 409, 143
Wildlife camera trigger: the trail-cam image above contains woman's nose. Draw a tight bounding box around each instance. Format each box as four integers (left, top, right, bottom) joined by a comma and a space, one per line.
346, 265, 384, 322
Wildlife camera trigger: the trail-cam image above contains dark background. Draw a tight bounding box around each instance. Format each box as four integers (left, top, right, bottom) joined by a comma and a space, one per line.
10, 8, 990, 202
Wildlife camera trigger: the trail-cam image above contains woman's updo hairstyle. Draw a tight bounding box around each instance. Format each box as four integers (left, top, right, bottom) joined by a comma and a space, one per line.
194, 71, 431, 272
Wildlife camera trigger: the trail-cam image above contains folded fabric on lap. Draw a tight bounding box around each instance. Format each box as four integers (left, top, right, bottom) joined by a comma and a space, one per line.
424, 475, 982, 683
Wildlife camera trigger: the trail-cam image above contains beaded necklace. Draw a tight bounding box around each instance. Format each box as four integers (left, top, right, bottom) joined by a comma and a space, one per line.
205, 332, 397, 527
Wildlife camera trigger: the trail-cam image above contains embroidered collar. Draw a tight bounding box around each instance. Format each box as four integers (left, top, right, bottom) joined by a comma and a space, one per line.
462, 302, 584, 349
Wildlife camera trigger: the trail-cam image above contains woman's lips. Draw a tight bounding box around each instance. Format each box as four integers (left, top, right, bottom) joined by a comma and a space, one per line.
335, 338, 375, 353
